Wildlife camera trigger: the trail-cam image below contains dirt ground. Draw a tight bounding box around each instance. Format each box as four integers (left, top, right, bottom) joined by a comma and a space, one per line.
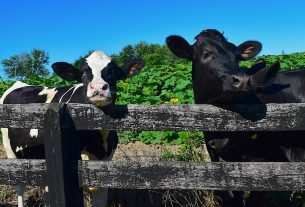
0, 142, 186, 207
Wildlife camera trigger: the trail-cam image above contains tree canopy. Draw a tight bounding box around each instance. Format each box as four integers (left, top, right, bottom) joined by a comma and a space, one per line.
1, 49, 49, 79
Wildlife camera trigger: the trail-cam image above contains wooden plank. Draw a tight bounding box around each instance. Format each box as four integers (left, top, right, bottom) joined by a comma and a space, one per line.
1, 159, 305, 191
0, 104, 48, 128
43, 104, 84, 207
67, 103, 305, 131
0, 159, 46, 185
79, 161, 305, 191
1, 103, 305, 131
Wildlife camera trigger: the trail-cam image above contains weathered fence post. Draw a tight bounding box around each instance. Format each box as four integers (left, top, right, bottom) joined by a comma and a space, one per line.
43, 103, 84, 207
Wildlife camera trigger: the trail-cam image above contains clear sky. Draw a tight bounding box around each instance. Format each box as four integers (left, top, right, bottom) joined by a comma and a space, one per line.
1, 0, 305, 78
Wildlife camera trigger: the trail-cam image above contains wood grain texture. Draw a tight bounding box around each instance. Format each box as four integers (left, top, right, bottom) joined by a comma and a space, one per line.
0, 104, 49, 128
1, 159, 305, 191
79, 161, 305, 191
43, 104, 69, 207
0, 159, 46, 185
1, 103, 305, 131
43, 104, 84, 207
67, 103, 305, 131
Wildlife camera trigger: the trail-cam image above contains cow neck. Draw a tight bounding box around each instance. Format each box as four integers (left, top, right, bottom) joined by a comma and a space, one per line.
60, 83, 84, 104
192, 70, 225, 104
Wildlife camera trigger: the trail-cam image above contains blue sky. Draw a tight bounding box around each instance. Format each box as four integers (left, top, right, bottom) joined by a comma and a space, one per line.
1, 0, 305, 78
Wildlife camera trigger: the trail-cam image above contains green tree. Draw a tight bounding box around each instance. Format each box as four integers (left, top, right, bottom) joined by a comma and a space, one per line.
1, 48, 49, 79
73, 50, 94, 69
112, 41, 189, 67
112, 44, 136, 65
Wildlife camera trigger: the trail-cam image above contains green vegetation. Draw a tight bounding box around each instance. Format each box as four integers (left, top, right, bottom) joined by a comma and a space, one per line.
1, 49, 49, 79
240, 52, 305, 71
1, 43, 305, 147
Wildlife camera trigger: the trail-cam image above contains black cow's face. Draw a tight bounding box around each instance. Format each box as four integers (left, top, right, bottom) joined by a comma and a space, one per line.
166, 29, 262, 103
52, 51, 144, 106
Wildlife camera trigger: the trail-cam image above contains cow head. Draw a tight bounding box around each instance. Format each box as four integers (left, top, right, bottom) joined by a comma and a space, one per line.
52, 51, 144, 106
166, 29, 263, 104
248, 61, 281, 92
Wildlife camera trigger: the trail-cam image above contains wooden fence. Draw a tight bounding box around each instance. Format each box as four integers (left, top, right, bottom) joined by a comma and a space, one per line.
1, 103, 305, 206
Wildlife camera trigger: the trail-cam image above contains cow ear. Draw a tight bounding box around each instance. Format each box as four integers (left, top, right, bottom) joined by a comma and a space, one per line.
237, 41, 262, 60
166, 35, 193, 60
52, 62, 82, 82
246, 59, 266, 75
250, 61, 280, 90
121, 59, 144, 78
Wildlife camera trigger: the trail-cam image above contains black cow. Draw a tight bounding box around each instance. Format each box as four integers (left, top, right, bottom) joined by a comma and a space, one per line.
205, 61, 305, 206
166, 29, 289, 207
0, 51, 144, 207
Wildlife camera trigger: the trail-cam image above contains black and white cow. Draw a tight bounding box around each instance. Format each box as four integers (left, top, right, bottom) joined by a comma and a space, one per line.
0, 51, 144, 207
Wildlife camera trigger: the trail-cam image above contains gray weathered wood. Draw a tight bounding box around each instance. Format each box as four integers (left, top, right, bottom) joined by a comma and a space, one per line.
79, 161, 305, 191
1, 103, 305, 131
43, 104, 84, 207
67, 103, 305, 131
0, 104, 48, 128
44, 104, 69, 207
1, 159, 305, 191
0, 159, 46, 185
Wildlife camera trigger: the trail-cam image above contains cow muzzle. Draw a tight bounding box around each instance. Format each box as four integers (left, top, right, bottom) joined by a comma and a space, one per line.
87, 81, 112, 107
231, 74, 250, 91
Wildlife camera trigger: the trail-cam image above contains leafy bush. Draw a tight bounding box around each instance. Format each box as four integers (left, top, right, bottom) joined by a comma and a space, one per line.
1, 52, 305, 145
240, 52, 305, 71
116, 62, 198, 145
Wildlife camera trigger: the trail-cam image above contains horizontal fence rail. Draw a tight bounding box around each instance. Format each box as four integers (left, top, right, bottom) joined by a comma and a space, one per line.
68, 103, 305, 131
1, 102, 305, 207
0, 159, 46, 185
1, 103, 305, 131
0, 104, 49, 129
1, 160, 305, 191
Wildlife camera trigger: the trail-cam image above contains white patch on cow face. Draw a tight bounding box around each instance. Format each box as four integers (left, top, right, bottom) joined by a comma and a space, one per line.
0, 81, 29, 104
1, 128, 17, 158
39, 88, 58, 103
86, 51, 111, 82
30, 129, 39, 138
85, 51, 112, 106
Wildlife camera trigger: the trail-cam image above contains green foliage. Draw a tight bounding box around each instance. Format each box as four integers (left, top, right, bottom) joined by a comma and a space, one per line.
240, 52, 305, 71
116, 63, 193, 105
115, 61, 196, 145
1, 45, 305, 146
159, 132, 205, 162
1, 48, 49, 78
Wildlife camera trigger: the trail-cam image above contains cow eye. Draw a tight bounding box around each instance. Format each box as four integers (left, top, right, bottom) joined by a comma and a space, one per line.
201, 51, 215, 63
203, 51, 211, 59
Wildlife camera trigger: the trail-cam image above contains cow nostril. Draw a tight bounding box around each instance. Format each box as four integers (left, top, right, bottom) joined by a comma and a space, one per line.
88, 84, 94, 90
102, 84, 109, 91
231, 75, 242, 87
209, 140, 216, 148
